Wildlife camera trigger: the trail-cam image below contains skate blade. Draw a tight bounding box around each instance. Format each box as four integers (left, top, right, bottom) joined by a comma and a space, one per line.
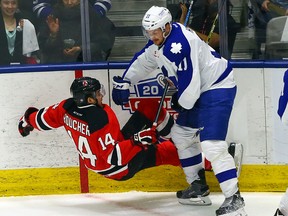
217, 207, 247, 216
178, 195, 212, 206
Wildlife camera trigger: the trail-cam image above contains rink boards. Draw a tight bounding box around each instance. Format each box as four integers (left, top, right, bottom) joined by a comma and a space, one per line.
0, 62, 288, 196
0, 165, 288, 196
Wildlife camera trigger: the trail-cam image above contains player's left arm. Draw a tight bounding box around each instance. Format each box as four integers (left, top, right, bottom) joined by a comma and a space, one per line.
112, 41, 158, 105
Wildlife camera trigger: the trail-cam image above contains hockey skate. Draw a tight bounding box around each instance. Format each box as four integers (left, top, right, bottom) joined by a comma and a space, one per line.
216, 191, 247, 216
274, 209, 284, 216
176, 169, 212, 206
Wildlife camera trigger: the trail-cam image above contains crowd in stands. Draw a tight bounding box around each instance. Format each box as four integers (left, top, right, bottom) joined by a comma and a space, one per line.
170, 0, 241, 59
250, 0, 288, 59
0, 0, 114, 66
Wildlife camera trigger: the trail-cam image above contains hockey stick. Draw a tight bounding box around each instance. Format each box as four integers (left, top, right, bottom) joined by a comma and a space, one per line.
206, 0, 226, 44
206, 13, 219, 44
152, 78, 169, 130
184, 0, 194, 27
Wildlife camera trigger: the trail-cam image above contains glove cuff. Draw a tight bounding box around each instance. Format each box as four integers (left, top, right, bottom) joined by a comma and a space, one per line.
113, 82, 130, 90
131, 134, 140, 146
24, 107, 38, 125
112, 76, 130, 90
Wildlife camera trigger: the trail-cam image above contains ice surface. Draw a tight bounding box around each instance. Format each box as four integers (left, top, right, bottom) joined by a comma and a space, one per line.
0, 191, 281, 216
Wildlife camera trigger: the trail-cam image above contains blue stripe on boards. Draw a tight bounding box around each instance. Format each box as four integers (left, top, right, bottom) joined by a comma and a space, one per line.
180, 153, 202, 168
216, 168, 237, 183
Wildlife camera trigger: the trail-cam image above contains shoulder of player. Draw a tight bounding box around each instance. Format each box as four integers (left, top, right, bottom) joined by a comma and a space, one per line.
63, 99, 110, 132
85, 106, 109, 132
163, 25, 192, 56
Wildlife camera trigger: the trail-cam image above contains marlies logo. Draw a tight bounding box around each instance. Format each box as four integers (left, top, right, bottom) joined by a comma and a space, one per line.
170, 42, 182, 54
120, 74, 178, 119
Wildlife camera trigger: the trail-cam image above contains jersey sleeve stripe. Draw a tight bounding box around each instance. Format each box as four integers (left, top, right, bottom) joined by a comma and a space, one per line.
97, 164, 128, 176
108, 144, 123, 166
36, 108, 53, 131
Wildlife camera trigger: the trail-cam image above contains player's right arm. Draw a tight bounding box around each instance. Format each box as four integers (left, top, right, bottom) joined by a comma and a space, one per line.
112, 41, 158, 105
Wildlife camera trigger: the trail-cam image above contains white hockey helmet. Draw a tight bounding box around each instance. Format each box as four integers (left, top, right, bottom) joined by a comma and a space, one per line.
142, 6, 172, 32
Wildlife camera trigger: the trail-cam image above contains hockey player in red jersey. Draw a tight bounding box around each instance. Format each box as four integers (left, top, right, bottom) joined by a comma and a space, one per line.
18, 77, 180, 181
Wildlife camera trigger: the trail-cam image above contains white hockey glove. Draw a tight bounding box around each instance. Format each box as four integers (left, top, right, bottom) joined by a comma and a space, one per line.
112, 76, 130, 105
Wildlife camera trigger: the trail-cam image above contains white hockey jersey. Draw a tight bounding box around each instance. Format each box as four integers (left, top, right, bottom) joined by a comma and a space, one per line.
122, 22, 236, 110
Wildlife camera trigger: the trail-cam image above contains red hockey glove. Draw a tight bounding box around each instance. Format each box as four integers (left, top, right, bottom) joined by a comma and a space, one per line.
131, 128, 158, 146
18, 107, 38, 137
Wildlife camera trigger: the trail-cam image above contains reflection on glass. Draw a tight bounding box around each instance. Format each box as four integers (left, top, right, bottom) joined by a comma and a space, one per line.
36, 0, 115, 64
9, 0, 287, 65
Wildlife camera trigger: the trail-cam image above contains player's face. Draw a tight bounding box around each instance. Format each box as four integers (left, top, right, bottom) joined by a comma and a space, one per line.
87, 85, 105, 107
95, 84, 105, 107
62, 0, 80, 8
0, 0, 18, 17
146, 28, 165, 46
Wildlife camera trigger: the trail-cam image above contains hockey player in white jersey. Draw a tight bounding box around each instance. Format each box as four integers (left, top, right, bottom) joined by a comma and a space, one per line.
275, 69, 288, 216
112, 6, 246, 216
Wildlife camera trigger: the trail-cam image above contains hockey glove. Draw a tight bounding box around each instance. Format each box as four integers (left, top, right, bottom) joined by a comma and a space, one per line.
112, 76, 130, 105
131, 128, 158, 146
18, 107, 38, 137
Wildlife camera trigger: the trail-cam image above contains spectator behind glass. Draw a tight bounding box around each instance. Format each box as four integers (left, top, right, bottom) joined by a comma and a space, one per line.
173, 0, 240, 59
0, 0, 38, 65
252, 0, 288, 59
37, 0, 115, 63
32, 0, 111, 20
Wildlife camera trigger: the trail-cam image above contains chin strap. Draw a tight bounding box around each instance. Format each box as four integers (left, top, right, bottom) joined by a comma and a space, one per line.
159, 24, 172, 47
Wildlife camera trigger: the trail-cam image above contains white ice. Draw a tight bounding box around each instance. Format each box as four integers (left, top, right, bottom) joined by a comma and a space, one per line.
0, 192, 281, 216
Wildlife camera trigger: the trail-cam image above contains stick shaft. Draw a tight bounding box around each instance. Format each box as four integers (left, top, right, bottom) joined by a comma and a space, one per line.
206, 0, 226, 44
184, 1, 194, 27
152, 80, 169, 129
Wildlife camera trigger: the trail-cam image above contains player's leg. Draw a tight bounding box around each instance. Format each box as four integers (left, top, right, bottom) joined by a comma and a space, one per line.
275, 188, 288, 216
121, 140, 180, 181
121, 99, 174, 140
171, 122, 211, 206
154, 140, 180, 166
199, 87, 246, 216
136, 99, 174, 140
202, 140, 246, 216
121, 110, 153, 139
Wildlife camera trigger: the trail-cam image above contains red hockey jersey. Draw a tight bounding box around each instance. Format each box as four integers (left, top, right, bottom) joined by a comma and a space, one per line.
28, 98, 143, 180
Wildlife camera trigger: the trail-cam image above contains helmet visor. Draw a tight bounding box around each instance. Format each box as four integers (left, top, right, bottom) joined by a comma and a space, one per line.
142, 27, 163, 40
100, 84, 106, 97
